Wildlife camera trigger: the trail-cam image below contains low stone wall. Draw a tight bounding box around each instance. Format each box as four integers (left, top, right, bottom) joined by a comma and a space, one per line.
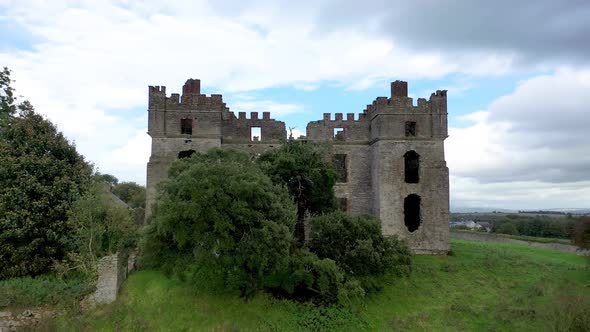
1, 251, 137, 330
451, 231, 590, 256
83, 250, 136, 309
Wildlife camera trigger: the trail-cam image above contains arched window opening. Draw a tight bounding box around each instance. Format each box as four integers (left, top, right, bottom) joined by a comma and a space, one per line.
178, 149, 196, 159
404, 194, 421, 232
404, 150, 420, 184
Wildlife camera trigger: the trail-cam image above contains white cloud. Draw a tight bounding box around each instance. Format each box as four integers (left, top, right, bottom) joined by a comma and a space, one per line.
447, 68, 590, 208
0, 0, 473, 185
289, 128, 305, 139
100, 129, 151, 184
2, 1, 589, 210
231, 99, 305, 118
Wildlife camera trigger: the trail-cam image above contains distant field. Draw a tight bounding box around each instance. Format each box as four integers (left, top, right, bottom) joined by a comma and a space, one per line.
451, 212, 573, 220
55, 240, 590, 331
451, 229, 573, 245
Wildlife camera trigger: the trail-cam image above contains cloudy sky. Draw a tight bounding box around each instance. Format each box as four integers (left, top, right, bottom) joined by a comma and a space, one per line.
1, 0, 589, 211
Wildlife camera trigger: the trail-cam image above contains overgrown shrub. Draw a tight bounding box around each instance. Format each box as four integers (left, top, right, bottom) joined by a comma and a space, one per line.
572, 217, 590, 250
308, 212, 412, 279
495, 222, 519, 235
266, 249, 364, 304
141, 149, 298, 298
62, 180, 138, 275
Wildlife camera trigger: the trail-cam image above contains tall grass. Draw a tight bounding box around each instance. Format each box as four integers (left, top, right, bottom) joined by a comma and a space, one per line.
0, 273, 93, 309
55, 240, 589, 331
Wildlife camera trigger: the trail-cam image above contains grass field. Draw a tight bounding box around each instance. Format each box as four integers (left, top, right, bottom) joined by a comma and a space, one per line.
55, 240, 589, 331
452, 230, 574, 245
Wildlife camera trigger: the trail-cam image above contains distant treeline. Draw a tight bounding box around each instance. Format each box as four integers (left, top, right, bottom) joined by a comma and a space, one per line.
491, 216, 580, 239
518, 210, 568, 215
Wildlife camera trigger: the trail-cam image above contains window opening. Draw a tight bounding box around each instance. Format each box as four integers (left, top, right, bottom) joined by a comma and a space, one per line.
404, 150, 420, 184
405, 121, 416, 137
251, 127, 261, 141
339, 197, 348, 212
333, 128, 346, 141
404, 194, 421, 232
333, 154, 348, 183
178, 149, 196, 159
181, 118, 193, 135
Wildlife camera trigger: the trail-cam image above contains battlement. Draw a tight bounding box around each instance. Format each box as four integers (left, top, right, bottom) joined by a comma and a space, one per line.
362, 81, 447, 114
148, 79, 229, 111
224, 111, 274, 120
319, 113, 368, 122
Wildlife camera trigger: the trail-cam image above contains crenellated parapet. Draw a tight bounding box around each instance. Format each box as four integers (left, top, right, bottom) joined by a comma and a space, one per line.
306, 80, 448, 142
221, 111, 287, 142
362, 81, 447, 115
148, 79, 229, 111
306, 112, 371, 142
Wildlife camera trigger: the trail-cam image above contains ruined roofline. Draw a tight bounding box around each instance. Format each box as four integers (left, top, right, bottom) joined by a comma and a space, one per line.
316, 113, 368, 122
223, 111, 279, 121
148, 79, 285, 122
362, 81, 447, 114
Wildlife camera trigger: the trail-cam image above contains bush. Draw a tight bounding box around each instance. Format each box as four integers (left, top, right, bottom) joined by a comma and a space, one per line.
141, 149, 297, 298
266, 249, 364, 304
308, 212, 412, 278
495, 222, 519, 235
572, 217, 590, 250
491, 217, 578, 239
62, 180, 138, 275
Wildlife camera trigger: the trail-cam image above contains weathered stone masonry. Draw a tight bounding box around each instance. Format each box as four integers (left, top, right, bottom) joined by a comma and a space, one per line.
146, 79, 450, 254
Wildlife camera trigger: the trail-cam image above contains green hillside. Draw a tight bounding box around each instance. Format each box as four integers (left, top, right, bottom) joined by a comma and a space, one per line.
57, 240, 589, 331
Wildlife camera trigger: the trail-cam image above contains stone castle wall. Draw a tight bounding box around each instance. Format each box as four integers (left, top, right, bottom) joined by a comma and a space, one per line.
145, 79, 450, 254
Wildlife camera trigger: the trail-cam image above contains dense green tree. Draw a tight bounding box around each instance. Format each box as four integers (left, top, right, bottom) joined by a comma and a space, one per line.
95, 173, 119, 188
112, 181, 146, 208
142, 149, 298, 297
0, 96, 92, 279
257, 141, 338, 242
308, 212, 412, 277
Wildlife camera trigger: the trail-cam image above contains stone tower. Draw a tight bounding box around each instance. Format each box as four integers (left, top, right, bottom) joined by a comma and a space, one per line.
306, 81, 449, 254
146, 79, 449, 254
146, 79, 287, 220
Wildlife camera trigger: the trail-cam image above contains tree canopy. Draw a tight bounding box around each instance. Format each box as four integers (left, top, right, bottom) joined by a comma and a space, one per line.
0, 68, 93, 279
257, 141, 338, 241
142, 149, 298, 297
112, 181, 146, 209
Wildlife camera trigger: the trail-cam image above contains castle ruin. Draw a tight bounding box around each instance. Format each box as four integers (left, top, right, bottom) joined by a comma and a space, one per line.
146, 79, 450, 254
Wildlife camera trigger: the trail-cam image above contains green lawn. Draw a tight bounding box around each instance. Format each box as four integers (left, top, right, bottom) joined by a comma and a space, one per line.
56, 240, 589, 331
452, 229, 574, 245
